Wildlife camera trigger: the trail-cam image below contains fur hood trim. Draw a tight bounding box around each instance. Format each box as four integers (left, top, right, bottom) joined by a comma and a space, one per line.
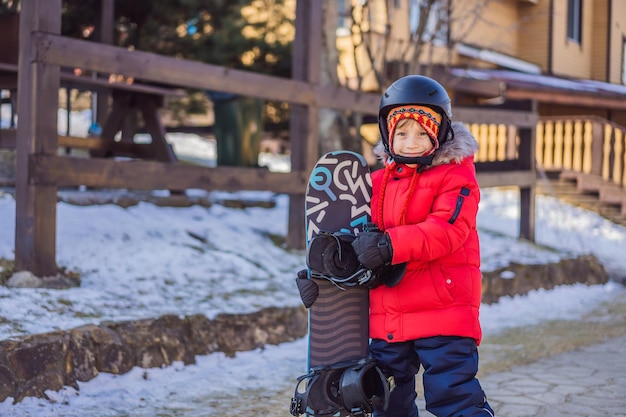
373, 121, 478, 167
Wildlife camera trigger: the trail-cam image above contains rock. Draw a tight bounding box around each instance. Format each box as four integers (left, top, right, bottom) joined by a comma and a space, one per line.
6, 271, 43, 288
88, 326, 135, 375
3, 331, 69, 403
106, 315, 196, 368
0, 364, 16, 403
187, 314, 219, 355
6, 271, 79, 289
67, 325, 100, 385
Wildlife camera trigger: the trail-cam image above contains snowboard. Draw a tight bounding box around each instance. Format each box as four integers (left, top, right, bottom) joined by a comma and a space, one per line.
291, 150, 374, 417
305, 151, 372, 369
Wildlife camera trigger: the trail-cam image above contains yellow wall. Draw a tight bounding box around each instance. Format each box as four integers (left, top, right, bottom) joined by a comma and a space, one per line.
456, 0, 519, 55
551, 0, 596, 78
591, 0, 609, 81
609, 0, 626, 84
517, 0, 551, 70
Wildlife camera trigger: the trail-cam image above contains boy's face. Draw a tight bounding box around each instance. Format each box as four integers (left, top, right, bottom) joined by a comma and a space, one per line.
392, 119, 434, 162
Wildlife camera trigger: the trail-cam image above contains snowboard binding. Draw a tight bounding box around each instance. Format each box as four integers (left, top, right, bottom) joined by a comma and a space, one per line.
306, 225, 405, 290
306, 231, 366, 287
290, 358, 391, 417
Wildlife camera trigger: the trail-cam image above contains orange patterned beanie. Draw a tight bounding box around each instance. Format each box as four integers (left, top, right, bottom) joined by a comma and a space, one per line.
386, 105, 442, 152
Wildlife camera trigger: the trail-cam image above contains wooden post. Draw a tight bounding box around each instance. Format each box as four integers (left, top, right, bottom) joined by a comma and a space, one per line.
137, 94, 177, 162
517, 115, 536, 242
286, 0, 322, 250
14, 0, 62, 276
590, 119, 604, 177
94, 0, 114, 126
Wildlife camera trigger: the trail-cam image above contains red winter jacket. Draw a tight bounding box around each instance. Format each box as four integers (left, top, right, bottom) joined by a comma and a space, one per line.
369, 122, 483, 345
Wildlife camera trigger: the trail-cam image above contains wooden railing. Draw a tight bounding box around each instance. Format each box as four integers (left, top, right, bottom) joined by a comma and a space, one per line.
472, 115, 626, 190
470, 123, 519, 162
536, 116, 626, 187
472, 115, 626, 218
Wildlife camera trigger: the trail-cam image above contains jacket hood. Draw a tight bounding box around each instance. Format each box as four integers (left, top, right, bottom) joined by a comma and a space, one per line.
373, 121, 478, 167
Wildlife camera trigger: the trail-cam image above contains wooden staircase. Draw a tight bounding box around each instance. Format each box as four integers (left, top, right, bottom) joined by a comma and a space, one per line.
531, 115, 626, 227
536, 170, 626, 227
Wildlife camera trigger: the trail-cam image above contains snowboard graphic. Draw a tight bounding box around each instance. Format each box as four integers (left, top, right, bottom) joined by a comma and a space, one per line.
305, 151, 372, 369
291, 151, 389, 417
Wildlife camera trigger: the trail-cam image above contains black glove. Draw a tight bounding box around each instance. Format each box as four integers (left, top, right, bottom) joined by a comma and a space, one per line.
295, 269, 318, 308
351, 232, 393, 271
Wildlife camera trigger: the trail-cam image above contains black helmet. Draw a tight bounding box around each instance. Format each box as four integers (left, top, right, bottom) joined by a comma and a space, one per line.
378, 75, 453, 165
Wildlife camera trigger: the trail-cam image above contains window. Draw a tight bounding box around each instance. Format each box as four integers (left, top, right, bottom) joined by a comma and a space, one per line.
409, 0, 449, 45
567, 0, 582, 43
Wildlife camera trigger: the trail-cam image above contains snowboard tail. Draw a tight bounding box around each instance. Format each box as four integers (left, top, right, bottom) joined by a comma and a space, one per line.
308, 279, 369, 366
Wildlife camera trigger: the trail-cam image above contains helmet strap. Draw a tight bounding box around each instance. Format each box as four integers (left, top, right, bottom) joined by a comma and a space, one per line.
390, 153, 435, 165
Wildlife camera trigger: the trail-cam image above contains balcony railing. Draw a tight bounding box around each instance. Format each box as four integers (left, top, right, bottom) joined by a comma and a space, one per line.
471, 115, 626, 217
536, 116, 626, 187
471, 115, 626, 188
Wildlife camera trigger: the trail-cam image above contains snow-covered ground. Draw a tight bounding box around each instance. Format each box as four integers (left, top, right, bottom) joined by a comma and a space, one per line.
0, 106, 625, 415
1, 185, 624, 416
1, 187, 625, 341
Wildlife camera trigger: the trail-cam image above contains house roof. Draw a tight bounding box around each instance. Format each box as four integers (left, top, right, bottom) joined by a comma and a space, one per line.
450, 68, 626, 110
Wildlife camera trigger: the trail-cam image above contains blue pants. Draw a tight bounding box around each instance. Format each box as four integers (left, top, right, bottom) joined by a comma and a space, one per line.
370, 336, 494, 417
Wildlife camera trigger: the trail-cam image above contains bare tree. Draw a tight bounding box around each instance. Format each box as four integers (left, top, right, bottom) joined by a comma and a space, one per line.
348, 0, 492, 90
320, 0, 493, 155
318, 0, 362, 154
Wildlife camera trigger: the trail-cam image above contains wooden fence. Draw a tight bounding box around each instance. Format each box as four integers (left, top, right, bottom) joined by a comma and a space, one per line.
5, 0, 538, 277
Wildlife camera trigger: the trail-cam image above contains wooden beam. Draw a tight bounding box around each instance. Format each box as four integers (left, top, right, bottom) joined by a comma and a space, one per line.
476, 160, 522, 172
0, 62, 186, 96
0, 129, 16, 148
14, 0, 62, 276
477, 171, 537, 188
135, 94, 177, 162
32, 32, 380, 115
0, 130, 148, 154
30, 155, 308, 194
444, 74, 505, 98
58, 135, 104, 150
507, 87, 626, 111
454, 107, 538, 128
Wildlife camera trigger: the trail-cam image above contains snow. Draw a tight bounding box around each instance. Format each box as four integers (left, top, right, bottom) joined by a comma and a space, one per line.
0, 108, 625, 415
1, 187, 623, 341
1, 189, 624, 416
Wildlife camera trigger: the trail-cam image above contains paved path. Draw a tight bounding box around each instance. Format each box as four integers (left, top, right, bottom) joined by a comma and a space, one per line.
418, 334, 626, 416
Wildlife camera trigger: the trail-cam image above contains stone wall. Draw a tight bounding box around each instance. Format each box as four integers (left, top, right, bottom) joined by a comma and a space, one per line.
481, 254, 608, 304
0, 306, 308, 403
0, 254, 610, 403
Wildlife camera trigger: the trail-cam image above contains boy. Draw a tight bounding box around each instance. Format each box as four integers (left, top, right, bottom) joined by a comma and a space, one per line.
350, 75, 494, 416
